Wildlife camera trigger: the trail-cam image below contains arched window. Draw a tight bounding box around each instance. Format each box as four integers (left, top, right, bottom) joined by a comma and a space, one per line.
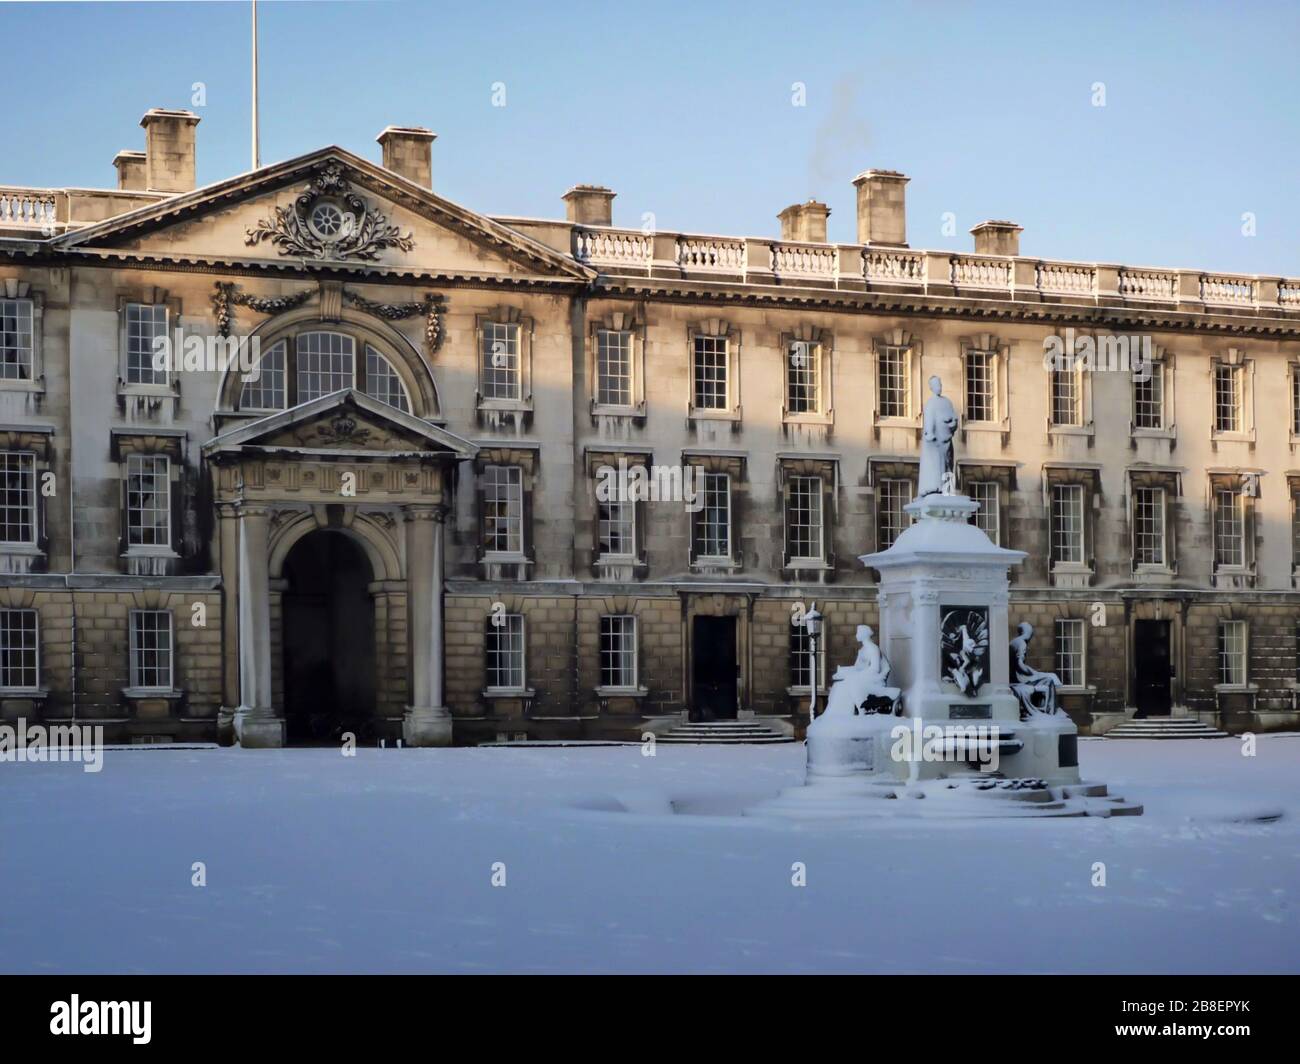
238, 330, 411, 414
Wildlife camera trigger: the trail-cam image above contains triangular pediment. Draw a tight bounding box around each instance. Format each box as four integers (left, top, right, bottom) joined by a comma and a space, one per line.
59, 148, 591, 283
204, 389, 477, 458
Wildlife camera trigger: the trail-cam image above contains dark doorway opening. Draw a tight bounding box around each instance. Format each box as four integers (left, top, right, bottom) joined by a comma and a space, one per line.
282, 530, 377, 744
692, 616, 738, 721
1133, 619, 1172, 717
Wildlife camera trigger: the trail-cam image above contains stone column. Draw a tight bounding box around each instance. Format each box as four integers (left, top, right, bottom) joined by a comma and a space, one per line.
216, 502, 240, 745
233, 503, 284, 747
403, 504, 452, 746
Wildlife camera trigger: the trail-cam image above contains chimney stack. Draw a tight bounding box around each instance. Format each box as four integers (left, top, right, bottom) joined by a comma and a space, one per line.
140, 108, 200, 193
377, 126, 436, 189
851, 169, 909, 246
113, 150, 147, 191
970, 220, 1023, 257
778, 200, 831, 243
562, 185, 615, 226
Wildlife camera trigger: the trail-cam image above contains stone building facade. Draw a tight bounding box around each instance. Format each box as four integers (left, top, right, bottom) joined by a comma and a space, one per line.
2, 107, 1299, 746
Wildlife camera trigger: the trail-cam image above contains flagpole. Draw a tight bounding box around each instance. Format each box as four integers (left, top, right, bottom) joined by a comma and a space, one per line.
251, 0, 260, 170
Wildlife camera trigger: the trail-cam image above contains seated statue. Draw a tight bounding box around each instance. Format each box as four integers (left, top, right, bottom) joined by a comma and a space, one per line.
822, 625, 901, 718
1009, 621, 1063, 719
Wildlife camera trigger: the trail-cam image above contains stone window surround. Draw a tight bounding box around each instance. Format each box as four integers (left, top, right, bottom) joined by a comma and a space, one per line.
112, 430, 187, 561
483, 611, 529, 697
683, 450, 745, 571
1131, 344, 1176, 441
587, 309, 647, 420
473, 444, 537, 575
1052, 616, 1096, 695
0, 427, 54, 560
235, 329, 415, 415
1209, 348, 1255, 446
595, 611, 646, 699
475, 306, 535, 414
779, 325, 834, 426
1207, 467, 1260, 586
116, 287, 182, 399
1126, 467, 1181, 578
0, 603, 45, 699
0, 282, 45, 395
1042, 464, 1102, 587
786, 616, 829, 696
871, 329, 923, 437
778, 454, 838, 572
686, 318, 742, 422
584, 446, 651, 574
867, 456, 918, 557
1289, 472, 1300, 588
958, 332, 1011, 441
1214, 616, 1257, 695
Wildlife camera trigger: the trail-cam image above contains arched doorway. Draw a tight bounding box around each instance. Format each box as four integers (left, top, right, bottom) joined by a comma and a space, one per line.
282, 529, 377, 744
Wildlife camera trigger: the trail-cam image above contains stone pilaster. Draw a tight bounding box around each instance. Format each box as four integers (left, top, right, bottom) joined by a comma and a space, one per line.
403, 504, 451, 746
233, 503, 284, 748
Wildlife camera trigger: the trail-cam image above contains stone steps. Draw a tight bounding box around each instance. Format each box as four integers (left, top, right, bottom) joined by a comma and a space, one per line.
656, 721, 795, 745
1105, 718, 1229, 739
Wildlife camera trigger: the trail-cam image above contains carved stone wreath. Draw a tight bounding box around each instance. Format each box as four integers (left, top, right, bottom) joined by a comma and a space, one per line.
342, 289, 446, 355
293, 413, 374, 448
212, 282, 312, 338
245, 162, 415, 261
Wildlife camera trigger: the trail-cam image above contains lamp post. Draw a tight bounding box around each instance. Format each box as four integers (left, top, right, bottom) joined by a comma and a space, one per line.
804, 603, 822, 724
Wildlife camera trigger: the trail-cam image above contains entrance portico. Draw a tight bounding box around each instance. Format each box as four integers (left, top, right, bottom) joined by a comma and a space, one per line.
204, 389, 476, 747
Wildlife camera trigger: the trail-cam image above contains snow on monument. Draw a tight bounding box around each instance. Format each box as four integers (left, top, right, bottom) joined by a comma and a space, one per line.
752, 376, 1142, 819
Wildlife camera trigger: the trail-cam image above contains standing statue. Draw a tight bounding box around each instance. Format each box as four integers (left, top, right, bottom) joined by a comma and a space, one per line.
822, 625, 901, 718
1009, 622, 1063, 718
918, 376, 958, 497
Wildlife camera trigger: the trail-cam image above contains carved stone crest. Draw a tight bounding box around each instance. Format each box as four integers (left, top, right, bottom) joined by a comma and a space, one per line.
293, 413, 374, 448
245, 162, 415, 261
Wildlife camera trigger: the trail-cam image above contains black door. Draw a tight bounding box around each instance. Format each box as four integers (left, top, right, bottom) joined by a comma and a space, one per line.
692, 616, 738, 721
1133, 619, 1172, 717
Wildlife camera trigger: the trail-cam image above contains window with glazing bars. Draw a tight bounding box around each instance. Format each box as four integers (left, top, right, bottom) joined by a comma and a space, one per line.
596, 330, 633, 407
1051, 369, 1079, 425
877, 346, 909, 418
129, 609, 173, 690
597, 493, 635, 558
480, 322, 521, 401
364, 345, 410, 412
0, 299, 34, 380
600, 615, 637, 689
694, 472, 731, 558
0, 608, 38, 690
1214, 488, 1244, 567
1050, 483, 1084, 564
1133, 486, 1166, 566
482, 465, 523, 554
1054, 619, 1085, 687
0, 452, 35, 544
967, 481, 1000, 544
789, 622, 826, 690
486, 613, 525, 690
1213, 364, 1240, 432
693, 335, 728, 410
965, 350, 994, 422
787, 341, 819, 414
877, 478, 913, 550
296, 332, 355, 402
125, 303, 168, 386
126, 455, 170, 548
786, 475, 824, 560
240, 341, 286, 410
1218, 620, 1246, 686
1134, 364, 1164, 429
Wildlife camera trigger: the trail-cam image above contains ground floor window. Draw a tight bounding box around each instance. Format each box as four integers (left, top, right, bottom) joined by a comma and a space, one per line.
1218, 620, 1247, 686
129, 609, 173, 690
1054, 619, 1085, 687
486, 613, 525, 691
600, 615, 637, 689
0, 607, 38, 690
789, 622, 826, 690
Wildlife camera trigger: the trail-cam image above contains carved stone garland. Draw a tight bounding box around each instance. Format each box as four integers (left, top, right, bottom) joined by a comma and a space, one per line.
245, 162, 415, 261
212, 282, 312, 338
342, 289, 447, 356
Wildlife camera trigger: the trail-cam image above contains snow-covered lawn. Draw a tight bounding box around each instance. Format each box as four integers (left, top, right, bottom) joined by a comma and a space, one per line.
2, 736, 1297, 973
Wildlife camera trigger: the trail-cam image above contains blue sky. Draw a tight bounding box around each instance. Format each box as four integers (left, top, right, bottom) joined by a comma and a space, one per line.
3, 0, 1298, 275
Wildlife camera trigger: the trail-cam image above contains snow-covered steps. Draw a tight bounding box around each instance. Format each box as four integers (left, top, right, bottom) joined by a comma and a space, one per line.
1105, 717, 1229, 739
655, 721, 795, 745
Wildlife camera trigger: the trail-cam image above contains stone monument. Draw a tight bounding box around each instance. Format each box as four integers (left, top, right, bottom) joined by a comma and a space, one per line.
751, 376, 1141, 818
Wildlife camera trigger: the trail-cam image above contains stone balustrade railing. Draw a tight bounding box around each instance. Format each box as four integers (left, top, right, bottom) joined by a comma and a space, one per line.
1036, 261, 1097, 296
1117, 268, 1179, 301
1200, 274, 1256, 306
951, 256, 1013, 290
675, 236, 746, 272
0, 187, 58, 231
770, 241, 837, 278
863, 249, 925, 284
573, 227, 652, 267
